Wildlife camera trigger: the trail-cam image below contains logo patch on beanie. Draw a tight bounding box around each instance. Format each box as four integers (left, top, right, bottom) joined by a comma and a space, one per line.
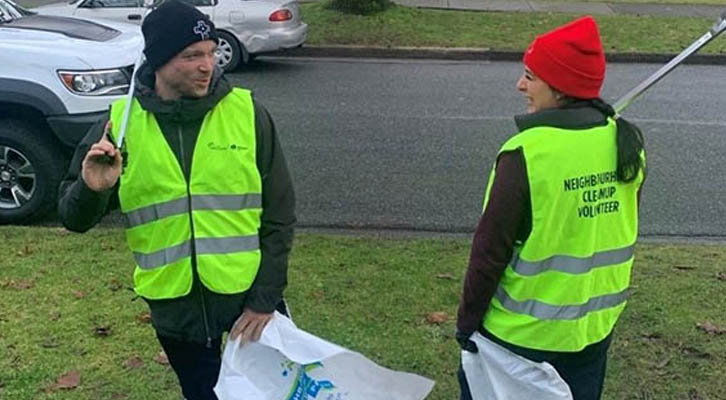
193, 20, 211, 40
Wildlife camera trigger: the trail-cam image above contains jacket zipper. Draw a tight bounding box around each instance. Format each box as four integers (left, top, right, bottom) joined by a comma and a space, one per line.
178, 125, 213, 349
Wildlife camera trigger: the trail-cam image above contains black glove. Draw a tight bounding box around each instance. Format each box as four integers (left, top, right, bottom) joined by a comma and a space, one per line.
456, 331, 478, 353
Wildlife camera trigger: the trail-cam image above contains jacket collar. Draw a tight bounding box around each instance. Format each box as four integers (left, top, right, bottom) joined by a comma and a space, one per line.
514, 102, 608, 132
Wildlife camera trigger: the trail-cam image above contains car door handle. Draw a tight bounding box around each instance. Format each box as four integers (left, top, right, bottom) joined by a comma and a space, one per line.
127, 14, 141, 20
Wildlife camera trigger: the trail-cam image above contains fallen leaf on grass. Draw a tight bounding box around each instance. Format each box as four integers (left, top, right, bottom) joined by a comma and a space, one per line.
52, 370, 80, 390
124, 356, 144, 369
72, 290, 86, 299
655, 356, 671, 369
436, 273, 455, 280
680, 345, 711, 359
641, 332, 661, 340
688, 388, 704, 400
717, 272, 726, 281
136, 312, 152, 324
1, 279, 35, 290
94, 326, 112, 337
696, 321, 726, 335
16, 245, 32, 257
154, 351, 169, 365
53, 227, 73, 236
673, 265, 696, 271
425, 312, 449, 325
108, 279, 123, 292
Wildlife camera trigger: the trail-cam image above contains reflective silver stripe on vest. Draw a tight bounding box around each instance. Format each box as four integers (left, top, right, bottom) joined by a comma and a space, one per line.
125, 194, 262, 228
192, 194, 262, 212
510, 245, 635, 276
125, 198, 189, 228
134, 235, 259, 270
495, 287, 629, 320
195, 235, 259, 255
134, 240, 192, 270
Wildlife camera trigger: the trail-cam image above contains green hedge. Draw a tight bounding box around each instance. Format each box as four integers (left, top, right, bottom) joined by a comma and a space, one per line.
327, 0, 391, 15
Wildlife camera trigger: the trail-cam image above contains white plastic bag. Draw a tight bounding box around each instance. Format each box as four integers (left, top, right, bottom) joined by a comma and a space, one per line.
214, 312, 435, 400
461, 332, 573, 400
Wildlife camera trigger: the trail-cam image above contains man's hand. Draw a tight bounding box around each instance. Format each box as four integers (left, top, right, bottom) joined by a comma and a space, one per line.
229, 308, 273, 345
82, 121, 122, 192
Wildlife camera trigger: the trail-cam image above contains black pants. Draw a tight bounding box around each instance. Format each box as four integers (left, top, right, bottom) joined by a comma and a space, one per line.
458, 331, 612, 400
156, 300, 291, 400
157, 334, 223, 400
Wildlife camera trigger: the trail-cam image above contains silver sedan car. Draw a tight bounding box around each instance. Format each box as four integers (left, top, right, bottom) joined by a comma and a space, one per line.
35, 0, 308, 71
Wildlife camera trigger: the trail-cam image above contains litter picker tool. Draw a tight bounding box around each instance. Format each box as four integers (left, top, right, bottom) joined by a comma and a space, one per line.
113, 1, 158, 151
613, 9, 726, 115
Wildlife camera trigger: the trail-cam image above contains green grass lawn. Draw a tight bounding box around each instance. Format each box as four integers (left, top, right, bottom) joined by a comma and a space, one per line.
302, 2, 726, 54
1, 226, 725, 399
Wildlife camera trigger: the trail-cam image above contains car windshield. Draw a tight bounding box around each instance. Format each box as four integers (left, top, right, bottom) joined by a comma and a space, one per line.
0, 0, 32, 22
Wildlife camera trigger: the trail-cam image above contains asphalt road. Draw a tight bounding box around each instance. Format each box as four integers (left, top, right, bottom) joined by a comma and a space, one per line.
226, 57, 726, 238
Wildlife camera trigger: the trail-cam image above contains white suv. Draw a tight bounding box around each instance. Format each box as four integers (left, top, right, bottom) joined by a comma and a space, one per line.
0, 0, 142, 223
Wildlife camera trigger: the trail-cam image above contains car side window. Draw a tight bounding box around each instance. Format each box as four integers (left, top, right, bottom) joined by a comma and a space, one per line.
80, 0, 142, 8
177, 0, 215, 7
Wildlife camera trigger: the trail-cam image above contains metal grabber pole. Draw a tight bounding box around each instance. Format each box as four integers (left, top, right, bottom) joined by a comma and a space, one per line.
113, 0, 161, 151
613, 9, 726, 116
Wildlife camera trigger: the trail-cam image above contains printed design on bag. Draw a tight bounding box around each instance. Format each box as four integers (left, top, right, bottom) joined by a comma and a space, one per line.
282, 361, 346, 400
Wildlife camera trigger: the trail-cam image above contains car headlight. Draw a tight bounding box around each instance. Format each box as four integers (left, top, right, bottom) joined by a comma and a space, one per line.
58, 68, 130, 96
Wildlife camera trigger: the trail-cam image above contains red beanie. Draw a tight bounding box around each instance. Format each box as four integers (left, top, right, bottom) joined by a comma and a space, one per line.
523, 16, 605, 99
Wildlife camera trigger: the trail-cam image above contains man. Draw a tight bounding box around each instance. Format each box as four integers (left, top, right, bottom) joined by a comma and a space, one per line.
58, 1, 296, 399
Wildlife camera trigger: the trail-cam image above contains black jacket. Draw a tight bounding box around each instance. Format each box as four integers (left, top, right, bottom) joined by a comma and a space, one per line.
58, 63, 296, 344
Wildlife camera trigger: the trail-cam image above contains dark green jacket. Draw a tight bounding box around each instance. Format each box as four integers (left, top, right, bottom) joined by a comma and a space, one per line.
58, 63, 296, 344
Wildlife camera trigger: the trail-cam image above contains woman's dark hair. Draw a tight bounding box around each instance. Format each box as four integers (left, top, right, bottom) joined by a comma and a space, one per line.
588, 98, 646, 183
559, 95, 646, 183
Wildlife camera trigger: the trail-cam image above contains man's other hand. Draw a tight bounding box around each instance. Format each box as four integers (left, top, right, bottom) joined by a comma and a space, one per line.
229, 308, 273, 345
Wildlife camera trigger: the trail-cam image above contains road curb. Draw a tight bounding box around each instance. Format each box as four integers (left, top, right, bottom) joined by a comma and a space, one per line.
269, 45, 726, 65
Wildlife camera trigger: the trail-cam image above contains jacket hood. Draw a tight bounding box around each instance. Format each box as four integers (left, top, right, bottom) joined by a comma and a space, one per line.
133, 61, 232, 122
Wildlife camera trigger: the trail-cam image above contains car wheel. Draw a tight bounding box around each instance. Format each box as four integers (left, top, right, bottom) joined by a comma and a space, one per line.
215, 31, 242, 72
0, 120, 66, 224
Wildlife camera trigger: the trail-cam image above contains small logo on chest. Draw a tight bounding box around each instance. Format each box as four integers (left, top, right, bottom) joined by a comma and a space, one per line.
207, 142, 248, 151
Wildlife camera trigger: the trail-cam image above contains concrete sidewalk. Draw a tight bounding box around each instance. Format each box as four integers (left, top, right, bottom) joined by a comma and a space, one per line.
390, 0, 724, 18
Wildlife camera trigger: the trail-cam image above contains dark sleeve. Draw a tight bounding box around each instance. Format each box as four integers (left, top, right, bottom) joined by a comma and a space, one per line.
245, 99, 296, 313
456, 149, 530, 337
57, 115, 118, 233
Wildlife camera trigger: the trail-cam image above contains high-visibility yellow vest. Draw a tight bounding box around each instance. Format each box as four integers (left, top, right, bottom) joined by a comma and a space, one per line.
482, 118, 644, 352
110, 88, 262, 300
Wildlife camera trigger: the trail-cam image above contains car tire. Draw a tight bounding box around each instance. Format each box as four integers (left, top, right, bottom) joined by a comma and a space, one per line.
216, 31, 242, 72
0, 120, 66, 224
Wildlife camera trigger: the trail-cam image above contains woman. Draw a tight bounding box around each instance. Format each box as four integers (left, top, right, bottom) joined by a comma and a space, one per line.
456, 16, 646, 400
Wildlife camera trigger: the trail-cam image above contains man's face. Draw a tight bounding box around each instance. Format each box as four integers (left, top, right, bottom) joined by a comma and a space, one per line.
155, 40, 217, 100
516, 66, 560, 114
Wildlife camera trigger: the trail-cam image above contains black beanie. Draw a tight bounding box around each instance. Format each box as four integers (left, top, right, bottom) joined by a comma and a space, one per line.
142, 0, 219, 71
